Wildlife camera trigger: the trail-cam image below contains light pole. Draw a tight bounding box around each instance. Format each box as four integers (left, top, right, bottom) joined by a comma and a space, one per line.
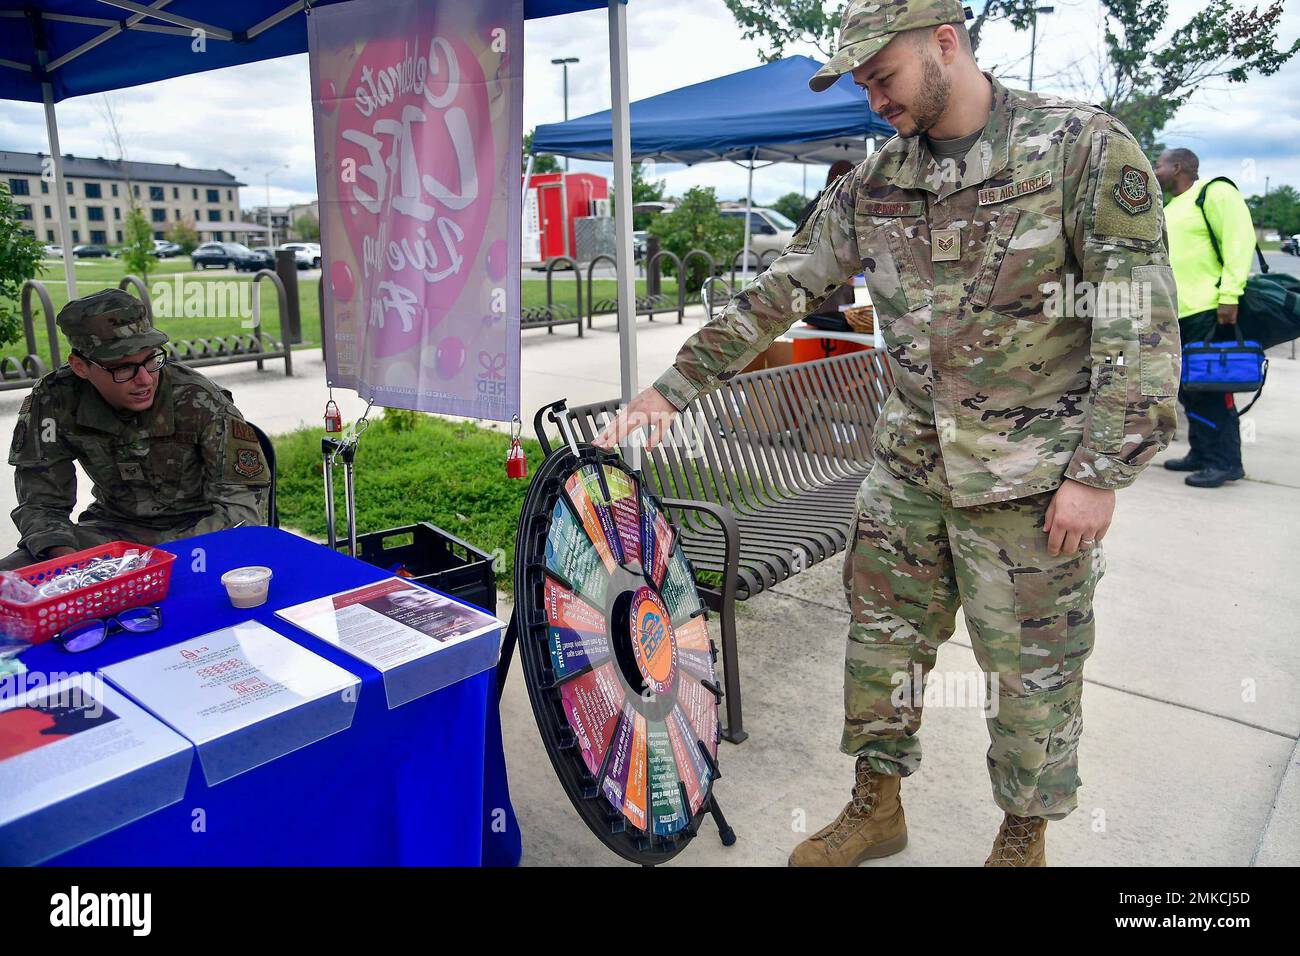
244, 164, 288, 247
551, 56, 579, 171
1028, 6, 1054, 91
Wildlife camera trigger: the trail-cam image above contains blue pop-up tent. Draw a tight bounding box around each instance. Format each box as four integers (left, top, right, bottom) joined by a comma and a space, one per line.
0, 0, 651, 400
533, 54, 893, 165
533, 54, 894, 271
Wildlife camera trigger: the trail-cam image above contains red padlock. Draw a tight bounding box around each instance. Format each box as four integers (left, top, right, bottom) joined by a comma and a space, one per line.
506, 438, 528, 479
324, 399, 342, 434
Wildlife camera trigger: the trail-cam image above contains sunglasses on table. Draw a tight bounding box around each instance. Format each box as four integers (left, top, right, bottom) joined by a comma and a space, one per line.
78, 349, 168, 383
53, 605, 163, 654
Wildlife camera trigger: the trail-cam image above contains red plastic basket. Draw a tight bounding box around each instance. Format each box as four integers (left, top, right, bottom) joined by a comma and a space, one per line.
0, 541, 176, 645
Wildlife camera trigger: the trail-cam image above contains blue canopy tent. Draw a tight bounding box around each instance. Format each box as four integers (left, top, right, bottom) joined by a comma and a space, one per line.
0, 0, 649, 398
532, 54, 894, 274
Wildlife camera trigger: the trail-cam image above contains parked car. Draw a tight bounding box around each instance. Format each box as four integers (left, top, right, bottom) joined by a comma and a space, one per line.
43, 244, 63, 258
717, 206, 797, 267
1282, 235, 1300, 256
247, 246, 277, 271
191, 241, 259, 270
151, 240, 182, 258
72, 244, 114, 259
279, 242, 321, 269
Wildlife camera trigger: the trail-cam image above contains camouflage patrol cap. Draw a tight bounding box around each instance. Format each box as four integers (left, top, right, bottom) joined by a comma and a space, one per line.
57, 289, 168, 362
809, 0, 973, 92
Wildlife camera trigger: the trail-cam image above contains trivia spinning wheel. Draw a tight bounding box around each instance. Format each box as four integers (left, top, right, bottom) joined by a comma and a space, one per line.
509, 401, 735, 865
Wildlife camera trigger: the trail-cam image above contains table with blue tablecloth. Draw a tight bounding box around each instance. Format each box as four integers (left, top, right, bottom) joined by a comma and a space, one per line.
17, 526, 521, 867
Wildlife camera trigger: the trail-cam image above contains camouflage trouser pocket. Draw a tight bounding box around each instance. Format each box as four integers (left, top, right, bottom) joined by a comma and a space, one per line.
1011, 551, 1098, 695
1086, 362, 1128, 454
841, 514, 860, 608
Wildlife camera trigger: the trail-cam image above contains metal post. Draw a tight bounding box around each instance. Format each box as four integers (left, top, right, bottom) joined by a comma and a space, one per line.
322, 438, 338, 549
265, 172, 274, 248
552, 56, 579, 172
742, 148, 756, 280
1028, 13, 1037, 91
28, 12, 77, 299
608, 0, 639, 403
275, 249, 302, 343
343, 442, 358, 557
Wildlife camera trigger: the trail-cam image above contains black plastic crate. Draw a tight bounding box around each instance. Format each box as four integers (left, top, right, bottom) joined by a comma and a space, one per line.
351, 522, 497, 616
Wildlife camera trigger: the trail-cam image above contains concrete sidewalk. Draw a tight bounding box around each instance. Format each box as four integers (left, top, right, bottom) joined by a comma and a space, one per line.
0, 296, 1295, 867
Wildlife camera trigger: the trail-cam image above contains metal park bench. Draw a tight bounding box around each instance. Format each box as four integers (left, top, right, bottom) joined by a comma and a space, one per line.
521, 257, 584, 336
545, 348, 894, 743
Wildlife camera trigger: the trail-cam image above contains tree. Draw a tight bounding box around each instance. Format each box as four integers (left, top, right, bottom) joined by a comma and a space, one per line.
719, 0, 1041, 61
294, 215, 321, 241
1087, 0, 1298, 157
1246, 186, 1300, 238
0, 183, 46, 348
120, 207, 154, 280
772, 191, 809, 224
166, 218, 200, 254
647, 186, 744, 288
631, 162, 666, 230
522, 129, 561, 175
722, 1, 1297, 158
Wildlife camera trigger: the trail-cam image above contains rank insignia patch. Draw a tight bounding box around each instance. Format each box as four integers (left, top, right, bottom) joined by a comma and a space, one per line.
1113, 164, 1152, 215
931, 227, 960, 262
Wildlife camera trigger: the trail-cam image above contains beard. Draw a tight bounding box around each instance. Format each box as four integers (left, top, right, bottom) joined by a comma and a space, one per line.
896, 53, 951, 138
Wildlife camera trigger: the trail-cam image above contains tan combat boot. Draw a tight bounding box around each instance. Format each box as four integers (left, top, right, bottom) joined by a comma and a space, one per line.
984, 813, 1047, 866
787, 757, 907, 867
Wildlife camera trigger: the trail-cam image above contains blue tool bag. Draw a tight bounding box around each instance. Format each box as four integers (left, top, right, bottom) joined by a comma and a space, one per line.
1181, 322, 1267, 396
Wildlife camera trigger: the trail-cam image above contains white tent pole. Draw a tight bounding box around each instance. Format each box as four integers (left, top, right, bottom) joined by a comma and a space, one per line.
741, 146, 755, 281
607, 0, 637, 403
33, 17, 77, 299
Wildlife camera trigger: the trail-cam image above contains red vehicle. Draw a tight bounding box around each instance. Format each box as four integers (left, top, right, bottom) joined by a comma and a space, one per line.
523, 171, 609, 266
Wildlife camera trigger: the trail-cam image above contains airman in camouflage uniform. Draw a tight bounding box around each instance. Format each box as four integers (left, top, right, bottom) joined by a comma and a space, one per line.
2, 290, 269, 570
600, 0, 1179, 865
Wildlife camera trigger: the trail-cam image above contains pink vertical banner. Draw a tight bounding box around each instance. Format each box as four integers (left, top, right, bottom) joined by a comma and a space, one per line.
309, 0, 523, 420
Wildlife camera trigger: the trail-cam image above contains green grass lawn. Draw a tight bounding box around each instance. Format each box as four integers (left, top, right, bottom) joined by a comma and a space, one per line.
274, 412, 544, 590
5, 257, 677, 370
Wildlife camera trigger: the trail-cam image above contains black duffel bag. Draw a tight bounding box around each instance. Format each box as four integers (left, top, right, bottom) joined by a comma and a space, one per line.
1183, 177, 1300, 350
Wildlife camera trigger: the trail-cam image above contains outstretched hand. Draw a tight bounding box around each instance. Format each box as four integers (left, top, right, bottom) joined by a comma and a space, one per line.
593, 386, 679, 451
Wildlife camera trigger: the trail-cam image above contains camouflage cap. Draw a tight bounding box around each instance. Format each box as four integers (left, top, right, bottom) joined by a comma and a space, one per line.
809, 0, 972, 92
57, 289, 168, 362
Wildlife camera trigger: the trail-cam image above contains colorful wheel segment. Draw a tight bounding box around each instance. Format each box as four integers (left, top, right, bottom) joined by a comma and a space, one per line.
516, 445, 722, 864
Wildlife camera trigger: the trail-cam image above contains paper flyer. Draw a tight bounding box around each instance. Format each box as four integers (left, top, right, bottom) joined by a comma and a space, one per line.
545, 499, 610, 610
544, 575, 610, 679
603, 467, 642, 567
0, 673, 190, 838
559, 660, 625, 777
277, 578, 502, 673
564, 467, 624, 571
102, 621, 359, 747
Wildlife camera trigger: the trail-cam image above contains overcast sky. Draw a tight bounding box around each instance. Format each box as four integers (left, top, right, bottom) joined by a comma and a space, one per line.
1, 0, 1296, 209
